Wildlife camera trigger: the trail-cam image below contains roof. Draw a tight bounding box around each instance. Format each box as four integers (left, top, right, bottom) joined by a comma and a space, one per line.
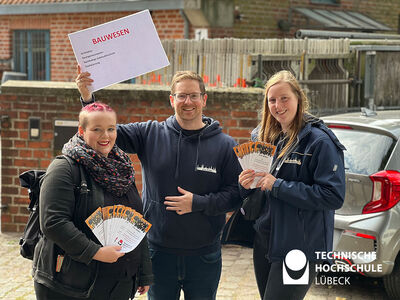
294, 7, 392, 32
0, 0, 184, 14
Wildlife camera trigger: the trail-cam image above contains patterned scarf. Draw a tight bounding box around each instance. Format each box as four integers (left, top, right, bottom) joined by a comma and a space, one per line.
62, 133, 135, 196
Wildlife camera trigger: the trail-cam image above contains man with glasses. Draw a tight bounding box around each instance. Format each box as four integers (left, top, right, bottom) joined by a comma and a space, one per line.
76, 69, 242, 300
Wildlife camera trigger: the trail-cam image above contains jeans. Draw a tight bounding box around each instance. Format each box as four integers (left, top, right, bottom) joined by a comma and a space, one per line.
253, 232, 317, 300
148, 248, 222, 300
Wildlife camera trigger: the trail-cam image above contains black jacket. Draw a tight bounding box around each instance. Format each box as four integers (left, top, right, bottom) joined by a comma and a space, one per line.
32, 157, 153, 298
224, 116, 345, 262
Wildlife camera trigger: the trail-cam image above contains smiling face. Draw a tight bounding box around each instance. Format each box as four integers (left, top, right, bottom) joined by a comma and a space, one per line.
267, 81, 299, 132
79, 111, 117, 157
169, 79, 207, 130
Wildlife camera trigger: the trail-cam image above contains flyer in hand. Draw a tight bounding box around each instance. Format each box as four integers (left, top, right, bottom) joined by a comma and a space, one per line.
85, 205, 151, 253
233, 141, 277, 189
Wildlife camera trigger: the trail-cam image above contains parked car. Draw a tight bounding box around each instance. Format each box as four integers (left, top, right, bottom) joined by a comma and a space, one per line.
322, 109, 400, 299
222, 109, 400, 298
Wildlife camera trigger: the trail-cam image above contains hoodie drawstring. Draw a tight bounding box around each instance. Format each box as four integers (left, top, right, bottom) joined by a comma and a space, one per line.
174, 131, 204, 178
194, 133, 202, 172
174, 130, 183, 179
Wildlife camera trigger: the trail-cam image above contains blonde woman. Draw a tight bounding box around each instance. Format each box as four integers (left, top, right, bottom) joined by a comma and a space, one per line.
239, 71, 345, 299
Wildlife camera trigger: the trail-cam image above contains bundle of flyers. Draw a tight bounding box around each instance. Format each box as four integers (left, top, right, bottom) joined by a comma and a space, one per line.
233, 141, 277, 189
85, 205, 152, 253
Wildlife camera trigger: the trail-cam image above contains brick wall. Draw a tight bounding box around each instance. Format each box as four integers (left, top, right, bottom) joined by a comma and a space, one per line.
0, 81, 263, 232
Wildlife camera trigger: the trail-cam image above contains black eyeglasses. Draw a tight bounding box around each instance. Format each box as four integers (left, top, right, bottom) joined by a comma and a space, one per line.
172, 93, 204, 102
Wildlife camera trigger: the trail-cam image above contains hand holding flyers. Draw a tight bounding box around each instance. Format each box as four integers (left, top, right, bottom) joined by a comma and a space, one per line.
234, 142, 277, 189
86, 205, 151, 253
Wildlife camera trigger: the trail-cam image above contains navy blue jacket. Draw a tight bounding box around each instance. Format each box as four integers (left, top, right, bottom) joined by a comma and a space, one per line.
245, 116, 345, 262
116, 115, 242, 255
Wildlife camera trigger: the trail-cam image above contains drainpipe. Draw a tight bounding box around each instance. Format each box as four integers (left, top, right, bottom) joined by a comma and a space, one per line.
180, 9, 189, 39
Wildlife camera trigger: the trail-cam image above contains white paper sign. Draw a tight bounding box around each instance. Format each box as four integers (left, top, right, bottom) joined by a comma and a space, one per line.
68, 9, 170, 92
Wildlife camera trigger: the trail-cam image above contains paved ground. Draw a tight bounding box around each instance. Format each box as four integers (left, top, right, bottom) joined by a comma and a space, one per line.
0, 232, 390, 300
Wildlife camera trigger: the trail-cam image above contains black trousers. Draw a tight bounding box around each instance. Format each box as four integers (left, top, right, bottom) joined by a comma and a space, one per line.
34, 275, 134, 300
253, 232, 317, 300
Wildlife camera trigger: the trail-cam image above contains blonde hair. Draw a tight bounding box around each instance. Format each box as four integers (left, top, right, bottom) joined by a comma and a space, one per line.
258, 70, 309, 158
170, 71, 206, 94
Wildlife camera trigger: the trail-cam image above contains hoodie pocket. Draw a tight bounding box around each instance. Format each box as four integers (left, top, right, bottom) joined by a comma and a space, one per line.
143, 200, 166, 243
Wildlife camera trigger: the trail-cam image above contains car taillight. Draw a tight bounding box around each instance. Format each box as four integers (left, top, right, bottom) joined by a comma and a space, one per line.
327, 124, 353, 130
362, 170, 400, 214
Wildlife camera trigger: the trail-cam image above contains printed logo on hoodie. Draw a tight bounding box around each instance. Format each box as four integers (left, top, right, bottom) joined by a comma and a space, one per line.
196, 165, 217, 174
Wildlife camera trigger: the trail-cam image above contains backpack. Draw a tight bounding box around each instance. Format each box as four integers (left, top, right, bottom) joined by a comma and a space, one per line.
18, 155, 87, 260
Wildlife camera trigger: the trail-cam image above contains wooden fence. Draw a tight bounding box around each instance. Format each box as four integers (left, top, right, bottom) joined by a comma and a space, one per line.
136, 38, 351, 89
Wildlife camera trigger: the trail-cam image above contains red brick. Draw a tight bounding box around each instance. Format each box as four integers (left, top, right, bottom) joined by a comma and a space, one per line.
2, 177, 12, 184
2, 197, 12, 205
42, 122, 53, 130
1, 214, 11, 223
222, 119, 238, 127
1, 130, 17, 138
14, 103, 39, 110
33, 150, 51, 158
2, 168, 17, 176
19, 131, 28, 139
2, 158, 12, 167
40, 160, 52, 169
28, 141, 51, 149
14, 215, 29, 224
14, 121, 28, 129
7, 205, 19, 214
1, 139, 13, 147
231, 111, 258, 118
15, 140, 27, 148
239, 119, 258, 128
2, 186, 18, 195
41, 132, 54, 140
14, 159, 38, 168
228, 128, 252, 138
15, 197, 30, 205
19, 111, 31, 118
19, 150, 32, 158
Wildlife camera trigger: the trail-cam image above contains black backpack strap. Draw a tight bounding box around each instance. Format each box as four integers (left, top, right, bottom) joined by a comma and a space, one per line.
56, 155, 90, 228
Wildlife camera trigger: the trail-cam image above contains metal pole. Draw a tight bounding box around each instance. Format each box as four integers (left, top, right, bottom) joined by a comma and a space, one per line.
295, 29, 400, 40
299, 79, 352, 84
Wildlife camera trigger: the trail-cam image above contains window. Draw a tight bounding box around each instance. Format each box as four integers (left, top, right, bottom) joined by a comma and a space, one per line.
331, 129, 395, 175
13, 30, 50, 80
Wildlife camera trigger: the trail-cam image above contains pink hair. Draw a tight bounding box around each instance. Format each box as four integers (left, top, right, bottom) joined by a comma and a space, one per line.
79, 102, 116, 129
81, 102, 114, 113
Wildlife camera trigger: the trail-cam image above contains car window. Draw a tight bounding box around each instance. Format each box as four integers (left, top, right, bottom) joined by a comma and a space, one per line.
331, 129, 395, 175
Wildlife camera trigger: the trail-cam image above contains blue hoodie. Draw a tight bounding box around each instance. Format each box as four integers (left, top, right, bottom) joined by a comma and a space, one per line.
116, 115, 242, 255
242, 115, 345, 262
